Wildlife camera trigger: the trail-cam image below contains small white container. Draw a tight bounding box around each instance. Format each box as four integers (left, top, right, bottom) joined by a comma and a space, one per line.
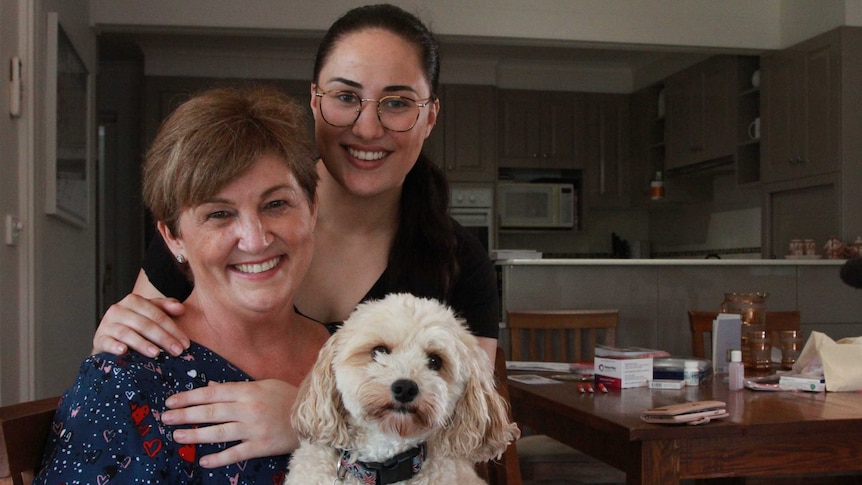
683, 360, 700, 386
728, 350, 745, 391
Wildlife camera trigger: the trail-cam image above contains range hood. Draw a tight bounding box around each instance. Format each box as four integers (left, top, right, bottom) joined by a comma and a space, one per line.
664, 156, 734, 178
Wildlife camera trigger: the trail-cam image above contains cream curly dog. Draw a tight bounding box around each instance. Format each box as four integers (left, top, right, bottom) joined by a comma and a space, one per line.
285, 293, 519, 485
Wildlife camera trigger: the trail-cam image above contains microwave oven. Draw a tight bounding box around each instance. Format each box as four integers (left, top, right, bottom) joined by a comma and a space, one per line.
497, 182, 576, 229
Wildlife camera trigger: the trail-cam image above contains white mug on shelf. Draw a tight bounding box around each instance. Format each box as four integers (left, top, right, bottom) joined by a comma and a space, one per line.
748, 117, 761, 140
751, 69, 761, 88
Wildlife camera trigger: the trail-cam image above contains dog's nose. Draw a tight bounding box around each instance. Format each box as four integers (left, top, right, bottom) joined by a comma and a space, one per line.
391, 379, 419, 403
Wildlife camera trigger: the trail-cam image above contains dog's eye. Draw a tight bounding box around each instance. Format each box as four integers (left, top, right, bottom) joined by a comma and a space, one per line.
427, 353, 443, 371
372, 345, 390, 358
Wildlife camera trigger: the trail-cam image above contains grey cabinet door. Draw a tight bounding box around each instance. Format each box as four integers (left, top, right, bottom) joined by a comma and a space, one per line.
762, 32, 840, 183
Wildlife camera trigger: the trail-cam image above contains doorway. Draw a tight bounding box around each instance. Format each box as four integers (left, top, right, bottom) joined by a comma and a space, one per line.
96, 36, 147, 315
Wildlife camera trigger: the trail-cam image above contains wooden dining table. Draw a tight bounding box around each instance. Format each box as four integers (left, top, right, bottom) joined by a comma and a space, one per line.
507, 372, 862, 484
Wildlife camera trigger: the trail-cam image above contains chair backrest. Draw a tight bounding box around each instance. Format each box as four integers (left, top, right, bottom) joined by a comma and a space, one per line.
474, 347, 523, 485
0, 396, 58, 485
688, 310, 801, 358
507, 310, 618, 362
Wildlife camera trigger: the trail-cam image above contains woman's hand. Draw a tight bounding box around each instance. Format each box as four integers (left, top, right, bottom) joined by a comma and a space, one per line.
93, 293, 188, 357
162, 380, 300, 468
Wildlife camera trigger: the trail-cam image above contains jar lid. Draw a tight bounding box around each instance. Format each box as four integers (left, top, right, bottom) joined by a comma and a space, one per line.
730, 350, 742, 362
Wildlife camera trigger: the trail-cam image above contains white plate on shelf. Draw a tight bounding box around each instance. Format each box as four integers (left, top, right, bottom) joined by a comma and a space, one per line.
785, 254, 821, 260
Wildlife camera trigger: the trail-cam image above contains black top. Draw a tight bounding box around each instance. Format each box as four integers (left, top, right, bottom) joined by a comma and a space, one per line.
141, 220, 500, 339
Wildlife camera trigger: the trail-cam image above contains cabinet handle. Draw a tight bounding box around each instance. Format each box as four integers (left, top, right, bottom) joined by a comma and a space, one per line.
542, 153, 549, 159
531, 153, 539, 158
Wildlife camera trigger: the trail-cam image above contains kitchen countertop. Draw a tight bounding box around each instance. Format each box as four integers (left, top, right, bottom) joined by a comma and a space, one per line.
495, 258, 846, 266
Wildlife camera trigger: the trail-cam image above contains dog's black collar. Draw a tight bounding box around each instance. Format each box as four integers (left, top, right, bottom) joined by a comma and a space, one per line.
337, 442, 426, 484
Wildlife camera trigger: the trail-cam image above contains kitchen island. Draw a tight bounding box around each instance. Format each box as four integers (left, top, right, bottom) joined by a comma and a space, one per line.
497, 258, 859, 356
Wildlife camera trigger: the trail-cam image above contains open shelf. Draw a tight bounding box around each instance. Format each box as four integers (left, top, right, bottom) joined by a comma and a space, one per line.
735, 56, 761, 185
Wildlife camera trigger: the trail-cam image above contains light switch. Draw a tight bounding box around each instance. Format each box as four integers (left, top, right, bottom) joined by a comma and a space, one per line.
5, 214, 23, 246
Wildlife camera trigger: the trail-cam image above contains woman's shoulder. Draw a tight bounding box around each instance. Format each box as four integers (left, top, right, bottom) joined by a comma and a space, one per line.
84, 342, 252, 384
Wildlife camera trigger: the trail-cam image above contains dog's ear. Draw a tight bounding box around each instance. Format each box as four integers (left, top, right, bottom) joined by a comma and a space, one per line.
438, 344, 520, 462
291, 334, 351, 447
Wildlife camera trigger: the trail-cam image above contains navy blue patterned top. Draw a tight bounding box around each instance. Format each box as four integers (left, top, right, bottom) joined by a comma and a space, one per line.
33, 342, 289, 484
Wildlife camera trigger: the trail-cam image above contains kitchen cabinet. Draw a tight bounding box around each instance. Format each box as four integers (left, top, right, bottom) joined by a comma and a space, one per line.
664, 56, 736, 170
761, 27, 862, 257
497, 89, 585, 169
424, 84, 497, 182
764, 174, 839, 259
584, 93, 630, 207
761, 30, 840, 183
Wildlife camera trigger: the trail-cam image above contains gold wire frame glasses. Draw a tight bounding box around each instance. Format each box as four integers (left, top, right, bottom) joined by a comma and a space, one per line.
313, 86, 434, 132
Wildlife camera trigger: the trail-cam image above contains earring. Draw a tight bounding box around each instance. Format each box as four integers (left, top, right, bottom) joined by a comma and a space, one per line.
176, 254, 186, 264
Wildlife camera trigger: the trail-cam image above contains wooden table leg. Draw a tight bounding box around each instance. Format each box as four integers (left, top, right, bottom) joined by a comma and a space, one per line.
631, 439, 680, 485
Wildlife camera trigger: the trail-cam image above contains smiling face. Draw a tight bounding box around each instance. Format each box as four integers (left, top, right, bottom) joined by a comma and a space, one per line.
160, 154, 317, 316
311, 28, 440, 198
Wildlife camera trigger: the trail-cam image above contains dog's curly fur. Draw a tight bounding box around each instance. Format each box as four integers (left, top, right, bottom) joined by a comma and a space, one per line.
285, 293, 520, 484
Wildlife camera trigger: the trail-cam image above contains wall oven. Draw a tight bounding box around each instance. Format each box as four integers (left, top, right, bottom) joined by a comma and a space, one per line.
450, 185, 493, 253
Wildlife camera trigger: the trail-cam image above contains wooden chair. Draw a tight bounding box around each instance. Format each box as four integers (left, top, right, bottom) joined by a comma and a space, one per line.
508, 309, 618, 363
475, 346, 523, 485
688, 310, 801, 359
506, 310, 625, 485
0, 396, 58, 485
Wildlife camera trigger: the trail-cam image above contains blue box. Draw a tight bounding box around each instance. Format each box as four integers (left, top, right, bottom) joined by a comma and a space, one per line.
652, 357, 711, 384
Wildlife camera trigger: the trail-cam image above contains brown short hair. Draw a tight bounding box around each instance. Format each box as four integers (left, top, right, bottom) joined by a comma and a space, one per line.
143, 85, 317, 234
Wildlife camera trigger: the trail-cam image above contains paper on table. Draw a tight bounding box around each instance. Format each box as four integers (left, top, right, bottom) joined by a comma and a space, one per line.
508, 374, 563, 385
505, 361, 592, 373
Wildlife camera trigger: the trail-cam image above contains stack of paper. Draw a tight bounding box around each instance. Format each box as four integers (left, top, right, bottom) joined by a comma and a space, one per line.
594, 345, 670, 359
505, 361, 592, 373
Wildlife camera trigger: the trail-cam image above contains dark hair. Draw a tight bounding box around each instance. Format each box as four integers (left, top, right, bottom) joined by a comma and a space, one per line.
143, 86, 318, 235
313, 4, 440, 97
314, 4, 456, 299
390, 154, 457, 300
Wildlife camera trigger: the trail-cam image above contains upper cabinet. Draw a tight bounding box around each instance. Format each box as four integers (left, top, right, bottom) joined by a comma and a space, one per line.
584, 93, 630, 207
664, 56, 736, 170
498, 89, 585, 169
760, 27, 862, 257
425, 84, 497, 182
761, 30, 840, 183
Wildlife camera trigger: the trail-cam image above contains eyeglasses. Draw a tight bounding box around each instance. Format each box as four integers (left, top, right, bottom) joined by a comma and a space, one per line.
313, 86, 434, 132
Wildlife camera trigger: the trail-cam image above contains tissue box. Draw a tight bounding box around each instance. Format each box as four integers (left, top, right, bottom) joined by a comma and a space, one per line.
595, 357, 653, 388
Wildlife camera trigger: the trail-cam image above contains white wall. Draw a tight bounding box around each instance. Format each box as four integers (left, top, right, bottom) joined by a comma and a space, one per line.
780, 0, 853, 45
90, 0, 783, 49
88, 1, 859, 92
0, 0, 29, 404
0, 0, 96, 404
34, 0, 98, 401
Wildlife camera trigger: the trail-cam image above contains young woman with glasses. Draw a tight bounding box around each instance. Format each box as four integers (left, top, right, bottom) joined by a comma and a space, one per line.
91, 3, 500, 467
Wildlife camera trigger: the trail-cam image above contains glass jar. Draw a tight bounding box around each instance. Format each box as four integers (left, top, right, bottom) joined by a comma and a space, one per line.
720, 292, 768, 368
